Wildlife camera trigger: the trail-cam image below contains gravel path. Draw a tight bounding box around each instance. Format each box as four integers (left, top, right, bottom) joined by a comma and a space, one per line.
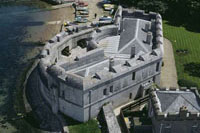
86, 0, 105, 21
160, 38, 179, 88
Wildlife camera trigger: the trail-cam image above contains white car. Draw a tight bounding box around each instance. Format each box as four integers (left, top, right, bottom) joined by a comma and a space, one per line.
99, 16, 112, 21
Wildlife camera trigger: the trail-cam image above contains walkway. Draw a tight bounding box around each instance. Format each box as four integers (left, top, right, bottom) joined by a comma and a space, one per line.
114, 100, 136, 116
85, 0, 109, 21
160, 38, 179, 88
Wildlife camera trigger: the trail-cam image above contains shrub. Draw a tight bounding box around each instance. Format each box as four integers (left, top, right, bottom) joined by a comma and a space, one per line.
184, 62, 200, 78
162, 61, 164, 67
178, 79, 198, 88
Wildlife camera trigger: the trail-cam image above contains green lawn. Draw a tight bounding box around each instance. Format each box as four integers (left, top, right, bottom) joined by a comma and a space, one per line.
63, 115, 101, 133
163, 21, 200, 88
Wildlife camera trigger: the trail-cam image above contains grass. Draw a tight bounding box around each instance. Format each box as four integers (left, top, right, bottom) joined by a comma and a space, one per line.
69, 119, 101, 133
63, 115, 101, 133
163, 21, 200, 88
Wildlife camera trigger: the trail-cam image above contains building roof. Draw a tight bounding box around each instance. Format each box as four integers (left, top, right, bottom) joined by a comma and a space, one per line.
149, 87, 200, 120
39, 7, 164, 90
156, 90, 200, 113
60, 14, 158, 78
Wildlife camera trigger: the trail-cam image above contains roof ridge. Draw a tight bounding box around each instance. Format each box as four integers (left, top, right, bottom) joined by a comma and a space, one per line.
163, 95, 180, 112
180, 94, 200, 112
118, 19, 139, 53
136, 38, 149, 53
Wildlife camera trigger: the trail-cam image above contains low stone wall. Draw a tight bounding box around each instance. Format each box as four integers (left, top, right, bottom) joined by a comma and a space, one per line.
23, 59, 40, 112
101, 103, 121, 133
119, 110, 130, 133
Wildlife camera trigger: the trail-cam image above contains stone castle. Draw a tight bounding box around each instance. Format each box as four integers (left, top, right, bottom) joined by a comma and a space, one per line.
149, 87, 200, 133
34, 6, 164, 122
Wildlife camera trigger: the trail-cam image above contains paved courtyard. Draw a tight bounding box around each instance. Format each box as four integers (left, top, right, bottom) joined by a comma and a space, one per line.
160, 38, 178, 88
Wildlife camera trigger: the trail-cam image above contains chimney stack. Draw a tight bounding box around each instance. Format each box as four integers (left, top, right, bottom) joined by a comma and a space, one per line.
146, 32, 152, 44
179, 106, 188, 117
109, 58, 114, 72
145, 23, 151, 32
130, 46, 136, 58
57, 36, 60, 42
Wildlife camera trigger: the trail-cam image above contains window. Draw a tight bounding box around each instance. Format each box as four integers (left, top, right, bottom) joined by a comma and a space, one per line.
132, 72, 136, 80
164, 124, 171, 133
129, 93, 132, 99
61, 90, 65, 99
62, 46, 71, 56
145, 89, 150, 95
156, 62, 160, 72
153, 76, 156, 83
110, 86, 113, 93
103, 89, 107, 96
191, 123, 199, 133
46, 49, 50, 55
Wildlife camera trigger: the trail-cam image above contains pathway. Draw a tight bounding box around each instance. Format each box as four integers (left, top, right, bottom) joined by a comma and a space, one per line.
160, 38, 179, 88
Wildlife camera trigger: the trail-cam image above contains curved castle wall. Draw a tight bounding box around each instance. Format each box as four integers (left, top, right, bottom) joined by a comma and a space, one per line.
28, 6, 164, 122
36, 20, 120, 121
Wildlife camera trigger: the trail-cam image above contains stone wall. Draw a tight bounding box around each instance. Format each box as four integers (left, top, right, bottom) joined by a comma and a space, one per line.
149, 87, 200, 133
101, 103, 121, 133
28, 6, 164, 122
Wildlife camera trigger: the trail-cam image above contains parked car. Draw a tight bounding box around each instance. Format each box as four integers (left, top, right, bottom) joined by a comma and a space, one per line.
103, 4, 115, 11
99, 16, 112, 21
79, 10, 89, 15
75, 16, 88, 23
76, 6, 88, 11
102, 0, 112, 4
77, 1, 88, 7
64, 21, 78, 27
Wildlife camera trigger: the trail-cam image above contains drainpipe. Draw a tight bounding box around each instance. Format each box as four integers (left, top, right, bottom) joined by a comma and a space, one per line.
89, 90, 92, 120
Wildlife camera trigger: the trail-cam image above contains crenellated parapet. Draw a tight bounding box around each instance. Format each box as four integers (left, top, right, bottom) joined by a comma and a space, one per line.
155, 13, 164, 55
149, 87, 200, 121
31, 6, 164, 122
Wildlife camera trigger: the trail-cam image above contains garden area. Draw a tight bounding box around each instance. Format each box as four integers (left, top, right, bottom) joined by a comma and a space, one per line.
163, 21, 200, 88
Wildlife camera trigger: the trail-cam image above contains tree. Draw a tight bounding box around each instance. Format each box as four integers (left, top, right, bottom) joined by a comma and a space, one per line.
137, 0, 168, 14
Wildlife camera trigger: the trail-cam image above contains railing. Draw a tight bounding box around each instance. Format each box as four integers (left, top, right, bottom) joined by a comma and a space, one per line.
122, 95, 149, 112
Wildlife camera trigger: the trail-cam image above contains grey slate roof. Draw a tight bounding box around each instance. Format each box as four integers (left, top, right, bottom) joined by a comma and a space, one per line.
54, 9, 161, 79
156, 91, 200, 113
99, 18, 153, 56
118, 18, 137, 50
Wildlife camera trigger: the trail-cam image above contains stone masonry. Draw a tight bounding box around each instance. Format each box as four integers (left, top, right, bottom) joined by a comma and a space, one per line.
149, 87, 200, 133
32, 6, 164, 122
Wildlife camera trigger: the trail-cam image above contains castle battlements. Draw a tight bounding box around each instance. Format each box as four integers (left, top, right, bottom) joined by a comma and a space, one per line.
34, 6, 164, 122
149, 87, 200, 121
